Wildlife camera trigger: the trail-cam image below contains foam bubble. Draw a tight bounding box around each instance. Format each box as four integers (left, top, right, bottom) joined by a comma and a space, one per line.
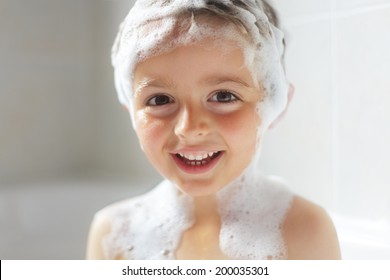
102, 180, 194, 259
102, 174, 292, 260
217, 172, 292, 259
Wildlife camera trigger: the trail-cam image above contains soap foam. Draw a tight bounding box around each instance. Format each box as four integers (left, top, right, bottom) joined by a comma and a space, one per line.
102, 180, 194, 259
102, 174, 292, 260
217, 172, 292, 259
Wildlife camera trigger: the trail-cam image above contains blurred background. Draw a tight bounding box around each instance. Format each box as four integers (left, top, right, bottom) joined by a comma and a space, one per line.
0, 0, 389, 259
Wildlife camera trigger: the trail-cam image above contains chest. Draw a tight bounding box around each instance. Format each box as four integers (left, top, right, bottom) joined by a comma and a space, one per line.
175, 222, 230, 260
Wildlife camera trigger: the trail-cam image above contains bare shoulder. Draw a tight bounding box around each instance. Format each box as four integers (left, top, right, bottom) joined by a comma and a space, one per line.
86, 198, 136, 260
282, 196, 341, 259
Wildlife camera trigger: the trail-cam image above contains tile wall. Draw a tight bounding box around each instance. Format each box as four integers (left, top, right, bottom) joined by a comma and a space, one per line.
261, 0, 390, 227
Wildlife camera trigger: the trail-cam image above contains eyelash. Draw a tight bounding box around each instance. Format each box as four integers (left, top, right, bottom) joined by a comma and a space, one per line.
208, 90, 241, 103
144, 90, 241, 107
145, 94, 174, 106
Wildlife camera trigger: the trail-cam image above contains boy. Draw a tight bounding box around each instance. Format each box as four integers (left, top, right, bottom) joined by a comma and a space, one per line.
87, 0, 340, 260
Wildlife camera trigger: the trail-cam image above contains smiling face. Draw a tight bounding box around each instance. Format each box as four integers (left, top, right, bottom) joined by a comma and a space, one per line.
132, 38, 263, 197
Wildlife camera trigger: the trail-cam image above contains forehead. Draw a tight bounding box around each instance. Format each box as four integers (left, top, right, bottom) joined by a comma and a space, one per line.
133, 11, 252, 70
133, 39, 257, 92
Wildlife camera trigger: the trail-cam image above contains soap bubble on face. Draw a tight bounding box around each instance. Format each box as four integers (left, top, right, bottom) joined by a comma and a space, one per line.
112, 0, 289, 132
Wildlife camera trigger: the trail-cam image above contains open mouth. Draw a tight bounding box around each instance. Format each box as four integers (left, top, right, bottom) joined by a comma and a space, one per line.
172, 151, 223, 174
176, 151, 222, 165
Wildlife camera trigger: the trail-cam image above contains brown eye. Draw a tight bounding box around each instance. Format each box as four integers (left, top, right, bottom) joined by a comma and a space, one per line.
146, 95, 173, 106
209, 91, 239, 103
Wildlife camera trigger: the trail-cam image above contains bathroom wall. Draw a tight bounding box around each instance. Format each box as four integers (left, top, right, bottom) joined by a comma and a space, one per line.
0, 0, 157, 259
261, 0, 390, 238
0, 0, 96, 184
0, 0, 157, 185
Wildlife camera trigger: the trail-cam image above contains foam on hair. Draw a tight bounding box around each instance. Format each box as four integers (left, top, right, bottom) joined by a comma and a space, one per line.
112, 0, 289, 129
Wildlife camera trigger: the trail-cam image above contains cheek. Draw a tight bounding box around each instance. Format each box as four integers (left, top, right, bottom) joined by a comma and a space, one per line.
134, 112, 169, 153
217, 106, 260, 144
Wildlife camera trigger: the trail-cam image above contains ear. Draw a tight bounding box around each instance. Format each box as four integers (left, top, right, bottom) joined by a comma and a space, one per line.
268, 83, 295, 129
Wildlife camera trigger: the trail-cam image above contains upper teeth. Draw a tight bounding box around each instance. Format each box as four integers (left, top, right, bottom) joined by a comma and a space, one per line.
178, 152, 218, 160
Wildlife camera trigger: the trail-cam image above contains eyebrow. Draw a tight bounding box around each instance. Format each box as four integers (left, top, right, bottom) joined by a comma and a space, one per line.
133, 75, 253, 96
202, 75, 252, 88
133, 77, 176, 96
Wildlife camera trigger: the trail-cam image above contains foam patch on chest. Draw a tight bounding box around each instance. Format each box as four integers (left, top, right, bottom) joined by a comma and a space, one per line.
217, 175, 293, 259
102, 175, 292, 259
102, 180, 194, 259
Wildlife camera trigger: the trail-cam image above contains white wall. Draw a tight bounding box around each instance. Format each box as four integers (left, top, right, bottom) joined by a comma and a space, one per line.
0, 0, 159, 185
0, 0, 158, 259
271, 0, 390, 220
261, 0, 390, 238
0, 0, 96, 183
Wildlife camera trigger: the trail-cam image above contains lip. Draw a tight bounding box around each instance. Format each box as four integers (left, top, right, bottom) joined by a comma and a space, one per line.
171, 150, 224, 175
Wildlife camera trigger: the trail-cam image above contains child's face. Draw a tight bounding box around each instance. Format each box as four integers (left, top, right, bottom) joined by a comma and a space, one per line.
132, 38, 263, 197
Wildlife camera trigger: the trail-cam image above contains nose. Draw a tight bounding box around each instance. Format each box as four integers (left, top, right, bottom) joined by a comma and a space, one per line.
174, 104, 211, 139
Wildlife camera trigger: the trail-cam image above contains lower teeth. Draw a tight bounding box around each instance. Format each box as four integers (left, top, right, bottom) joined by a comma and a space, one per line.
187, 160, 207, 166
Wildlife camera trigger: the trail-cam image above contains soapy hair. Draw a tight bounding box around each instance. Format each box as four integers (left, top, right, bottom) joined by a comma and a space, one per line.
112, 0, 289, 129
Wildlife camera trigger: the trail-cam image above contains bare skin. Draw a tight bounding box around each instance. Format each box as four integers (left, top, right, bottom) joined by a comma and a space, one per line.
175, 196, 229, 260
282, 196, 341, 259
86, 194, 341, 260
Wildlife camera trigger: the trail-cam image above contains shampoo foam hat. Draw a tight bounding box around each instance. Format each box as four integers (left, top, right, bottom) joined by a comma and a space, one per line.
111, 0, 289, 130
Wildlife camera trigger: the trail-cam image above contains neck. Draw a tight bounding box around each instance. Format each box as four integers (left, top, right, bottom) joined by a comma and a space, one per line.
193, 195, 219, 225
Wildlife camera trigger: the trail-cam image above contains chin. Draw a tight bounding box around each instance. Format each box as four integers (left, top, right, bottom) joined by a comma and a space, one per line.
175, 180, 224, 197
